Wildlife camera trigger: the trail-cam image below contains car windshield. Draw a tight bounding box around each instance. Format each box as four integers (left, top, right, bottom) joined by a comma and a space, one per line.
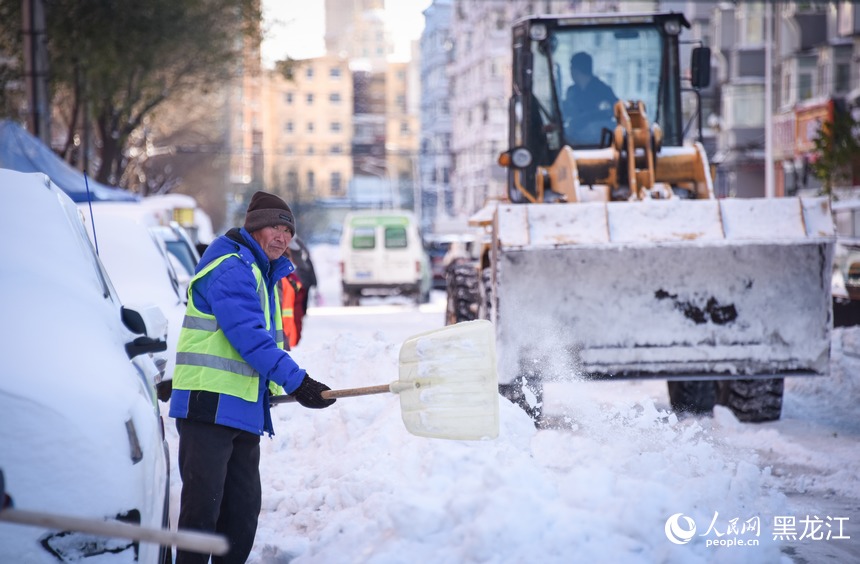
165, 240, 197, 276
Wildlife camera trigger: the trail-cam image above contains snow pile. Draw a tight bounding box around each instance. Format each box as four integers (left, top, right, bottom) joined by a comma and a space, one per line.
157, 242, 859, 563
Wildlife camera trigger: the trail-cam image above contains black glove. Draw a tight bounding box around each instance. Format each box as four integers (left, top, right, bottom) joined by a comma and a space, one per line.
289, 375, 336, 409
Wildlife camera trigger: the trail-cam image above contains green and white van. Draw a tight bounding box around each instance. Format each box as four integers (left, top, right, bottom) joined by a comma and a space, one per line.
340, 210, 431, 306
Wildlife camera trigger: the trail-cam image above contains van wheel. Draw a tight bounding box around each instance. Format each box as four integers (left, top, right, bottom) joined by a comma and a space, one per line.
343, 292, 360, 307
417, 287, 430, 305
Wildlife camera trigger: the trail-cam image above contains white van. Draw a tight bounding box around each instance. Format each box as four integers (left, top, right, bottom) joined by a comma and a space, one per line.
340, 210, 431, 306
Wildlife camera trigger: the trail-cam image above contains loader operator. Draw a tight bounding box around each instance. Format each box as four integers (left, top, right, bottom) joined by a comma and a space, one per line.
169, 190, 336, 564
562, 51, 618, 146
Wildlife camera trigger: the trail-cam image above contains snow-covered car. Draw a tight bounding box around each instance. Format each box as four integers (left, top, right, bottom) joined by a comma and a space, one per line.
78, 202, 188, 397
150, 221, 201, 297
0, 169, 170, 562
152, 222, 200, 277
832, 200, 860, 327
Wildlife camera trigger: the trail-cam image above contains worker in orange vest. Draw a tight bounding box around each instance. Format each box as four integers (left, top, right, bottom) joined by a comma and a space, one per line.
279, 272, 303, 349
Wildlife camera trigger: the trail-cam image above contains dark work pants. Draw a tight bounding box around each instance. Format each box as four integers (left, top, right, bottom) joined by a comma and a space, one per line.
175, 419, 262, 564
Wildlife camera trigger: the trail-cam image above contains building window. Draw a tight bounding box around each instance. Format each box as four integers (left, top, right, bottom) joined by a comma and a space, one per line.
835, 62, 850, 93
726, 84, 765, 128
307, 122, 315, 132
737, 4, 764, 46
284, 92, 293, 104
798, 73, 813, 101
330, 92, 341, 104
782, 71, 793, 106
331, 144, 342, 154
307, 145, 314, 155
330, 67, 341, 79
284, 121, 294, 133
284, 145, 294, 155
400, 121, 409, 134
307, 171, 315, 189
306, 93, 314, 105
798, 56, 816, 101
331, 122, 342, 132
306, 67, 314, 79
331, 171, 343, 194
287, 170, 299, 191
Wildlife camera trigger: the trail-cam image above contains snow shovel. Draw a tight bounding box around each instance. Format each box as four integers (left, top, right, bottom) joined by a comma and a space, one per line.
0, 471, 228, 556
272, 320, 500, 440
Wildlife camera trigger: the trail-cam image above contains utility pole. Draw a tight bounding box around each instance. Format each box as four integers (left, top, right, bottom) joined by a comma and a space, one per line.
22, 0, 51, 144
764, 2, 774, 198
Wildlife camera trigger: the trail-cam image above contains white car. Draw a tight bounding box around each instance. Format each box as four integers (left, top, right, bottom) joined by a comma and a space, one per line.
0, 169, 171, 562
78, 202, 188, 397
149, 221, 201, 294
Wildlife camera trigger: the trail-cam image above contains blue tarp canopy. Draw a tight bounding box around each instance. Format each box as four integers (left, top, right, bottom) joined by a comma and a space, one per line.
0, 120, 138, 203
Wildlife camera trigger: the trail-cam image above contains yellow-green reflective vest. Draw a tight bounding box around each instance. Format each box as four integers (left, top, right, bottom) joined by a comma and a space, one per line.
173, 253, 285, 402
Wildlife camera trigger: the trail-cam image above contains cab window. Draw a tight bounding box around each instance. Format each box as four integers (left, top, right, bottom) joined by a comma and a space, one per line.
384, 226, 408, 249
352, 226, 376, 249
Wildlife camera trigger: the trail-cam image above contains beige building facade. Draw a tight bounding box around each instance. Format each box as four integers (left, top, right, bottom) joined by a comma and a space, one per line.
385, 61, 420, 208
262, 56, 354, 203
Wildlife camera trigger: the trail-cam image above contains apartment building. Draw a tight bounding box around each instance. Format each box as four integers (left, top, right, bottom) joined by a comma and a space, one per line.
325, 0, 391, 70
446, 0, 511, 219
772, 2, 860, 197
419, 0, 454, 233
261, 56, 354, 203
715, 2, 860, 198
385, 61, 421, 210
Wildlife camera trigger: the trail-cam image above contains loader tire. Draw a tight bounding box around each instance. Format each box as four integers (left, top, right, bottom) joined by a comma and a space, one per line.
499, 380, 543, 424
716, 379, 783, 422
667, 380, 716, 415
479, 266, 494, 321
445, 260, 480, 325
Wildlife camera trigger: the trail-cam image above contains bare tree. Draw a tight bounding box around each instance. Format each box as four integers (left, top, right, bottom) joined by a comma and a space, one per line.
0, 0, 260, 187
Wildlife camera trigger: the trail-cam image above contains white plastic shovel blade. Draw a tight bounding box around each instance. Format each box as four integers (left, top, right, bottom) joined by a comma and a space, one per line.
397, 320, 500, 440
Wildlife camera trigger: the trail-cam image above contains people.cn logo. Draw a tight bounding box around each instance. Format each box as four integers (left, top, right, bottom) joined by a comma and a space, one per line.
665, 513, 697, 545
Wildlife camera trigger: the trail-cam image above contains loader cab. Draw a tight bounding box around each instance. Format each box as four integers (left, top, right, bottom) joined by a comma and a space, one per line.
507, 12, 694, 201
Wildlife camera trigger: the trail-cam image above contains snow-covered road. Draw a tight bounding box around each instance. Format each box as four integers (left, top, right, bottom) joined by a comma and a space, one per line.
159, 244, 859, 562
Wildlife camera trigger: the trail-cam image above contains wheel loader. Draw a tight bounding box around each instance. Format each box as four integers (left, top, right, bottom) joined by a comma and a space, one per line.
446, 12, 835, 423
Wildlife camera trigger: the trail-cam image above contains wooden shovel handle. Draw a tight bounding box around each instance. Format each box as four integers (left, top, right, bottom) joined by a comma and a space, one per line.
271, 384, 392, 404
0, 507, 229, 555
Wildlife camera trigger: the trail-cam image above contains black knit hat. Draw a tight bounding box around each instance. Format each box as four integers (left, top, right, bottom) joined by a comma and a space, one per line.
244, 191, 296, 235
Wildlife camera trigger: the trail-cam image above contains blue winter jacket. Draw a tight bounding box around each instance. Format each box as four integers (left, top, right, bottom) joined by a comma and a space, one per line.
169, 227, 304, 436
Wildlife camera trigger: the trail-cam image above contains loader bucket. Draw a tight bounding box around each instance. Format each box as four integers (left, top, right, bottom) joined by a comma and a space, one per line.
491, 198, 834, 386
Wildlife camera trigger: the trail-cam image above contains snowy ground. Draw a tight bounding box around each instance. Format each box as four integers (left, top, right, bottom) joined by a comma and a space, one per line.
161, 243, 859, 563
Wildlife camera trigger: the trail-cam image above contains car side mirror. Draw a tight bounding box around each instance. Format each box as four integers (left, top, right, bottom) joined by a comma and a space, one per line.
121, 305, 169, 359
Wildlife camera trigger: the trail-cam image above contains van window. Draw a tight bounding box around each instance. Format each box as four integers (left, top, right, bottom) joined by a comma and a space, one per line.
384, 226, 408, 249
352, 226, 376, 249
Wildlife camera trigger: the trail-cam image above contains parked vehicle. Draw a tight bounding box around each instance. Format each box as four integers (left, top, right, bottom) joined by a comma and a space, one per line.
0, 169, 170, 563
150, 221, 202, 294
340, 210, 431, 305
78, 202, 187, 398
424, 233, 478, 290
832, 199, 860, 326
